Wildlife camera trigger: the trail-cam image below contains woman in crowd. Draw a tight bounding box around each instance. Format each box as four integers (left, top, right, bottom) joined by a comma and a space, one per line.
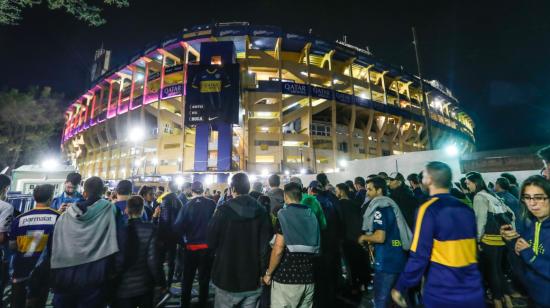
466, 172, 514, 308
501, 175, 550, 307
138, 185, 155, 221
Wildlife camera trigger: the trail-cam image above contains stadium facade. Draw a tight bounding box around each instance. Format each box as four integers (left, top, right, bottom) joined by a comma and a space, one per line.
62, 22, 475, 181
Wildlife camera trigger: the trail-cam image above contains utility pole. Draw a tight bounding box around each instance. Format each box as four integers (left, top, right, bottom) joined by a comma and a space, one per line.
412, 27, 434, 150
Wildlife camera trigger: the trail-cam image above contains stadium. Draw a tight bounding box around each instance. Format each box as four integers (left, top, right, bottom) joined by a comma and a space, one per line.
61, 22, 475, 182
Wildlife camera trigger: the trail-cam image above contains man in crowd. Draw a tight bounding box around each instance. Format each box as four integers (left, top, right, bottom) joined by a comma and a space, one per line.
51, 176, 121, 307
173, 181, 216, 308
114, 195, 165, 307
354, 177, 367, 205
263, 182, 320, 307
538, 145, 550, 180
207, 173, 271, 307
500, 173, 520, 198
178, 182, 192, 206
154, 181, 183, 288
359, 177, 411, 308
289, 177, 326, 230
249, 181, 264, 200
388, 173, 419, 230
10, 184, 59, 308
51, 172, 84, 212
114, 180, 147, 222
391, 162, 484, 308
495, 177, 522, 228
266, 174, 284, 215
407, 173, 428, 205
0, 174, 15, 307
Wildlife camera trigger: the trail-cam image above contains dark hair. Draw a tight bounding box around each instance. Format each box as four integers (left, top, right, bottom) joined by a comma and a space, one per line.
168, 181, 178, 192
252, 181, 263, 192
316, 173, 329, 187
406, 173, 420, 185
0, 174, 11, 192
377, 172, 388, 179
116, 180, 133, 195
366, 177, 388, 196
284, 182, 302, 202
459, 177, 468, 190
268, 174, 280, 187
354, 177, 366, 187
33, 184, 55, 203
231, 173, 250, 195
495, 177, 511, 191
127, 195, 144, 216
157, 186, 165, 193
66, 172, 82, 186
138, 185, 154, 198
367, 174, 378, 180
465, 171, 489, 195
500, 173, 517, 185
425, 161, 453, 189
84, 177, 104, 198
520, 175, 550, 220
418, 171, 424, 183
257, 195, 271, 214
537, 145, 550, 162
336, 183, 350, 196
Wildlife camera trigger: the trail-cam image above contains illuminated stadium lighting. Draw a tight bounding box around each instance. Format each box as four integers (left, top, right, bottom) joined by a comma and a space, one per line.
445, 144, 459, 157
261, 168, 269, 177
249, 174, 257, 182
284, 170, 290, 176
120, 168, 126, 173
360, 93, 367, 99
204, 174, 214, 186
333, 79, 339, 83
41, 158, 59, 170
175, 176, 184, 186
152, 158, 159, 166
300, 168, 306, 175
300, 71, 308, 76
135, 74, 144, 81
156, 54, 163, 60
128, 126, 145, 143
134, 160, 141, 167
261, 127, 268, 132
339, 159, 348, 167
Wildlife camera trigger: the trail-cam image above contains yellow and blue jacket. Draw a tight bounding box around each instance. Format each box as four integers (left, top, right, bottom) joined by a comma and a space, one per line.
395, 193, 485, 307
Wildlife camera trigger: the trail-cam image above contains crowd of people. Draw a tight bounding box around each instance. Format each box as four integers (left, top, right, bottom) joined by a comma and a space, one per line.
0, 145, 547, 308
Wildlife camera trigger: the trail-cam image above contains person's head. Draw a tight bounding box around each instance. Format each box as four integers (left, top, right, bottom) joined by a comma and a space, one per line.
289, 176, 303, 188
116, 180, 133, 196
252, 181, 263, 193
138, 185, 155, 202
345, 180, 356, 192
388, 172, 405, 190
0, 174, 11, 200
377, 172, 389, 180
191, 181, 204, 195
354, 177, 366, 190
64, 172, 82, 195
538, 145, 550, 180
459, 177, 469, 192
316, 173, 329, 189
366, 177, 387, 199
407, 173, 420, 188
268, 174, 280, 188
335, 183, 350, 199
33, 184, 55, 206
500, 173, 517, 187
257, 195, 271, 213
423, 161, 453, 192
230, 173, 250, 196
465, 172, 488, 195
83, 176, 104, 200
307, 180, 323, 195
168, 181, 178, 193
182, 182, 192, 195
495, 177, 511, 193
284, 182, 302, 204
367, 174, 378, 180
520, 175, 550, 221
126, 195, 144, 218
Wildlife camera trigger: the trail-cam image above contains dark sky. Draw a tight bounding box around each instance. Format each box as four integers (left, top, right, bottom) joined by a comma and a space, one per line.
1, 0, 549, 151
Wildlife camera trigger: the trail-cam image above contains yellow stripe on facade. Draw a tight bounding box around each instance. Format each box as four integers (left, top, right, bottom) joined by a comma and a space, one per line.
411, 197, 439, 252
431, 238, 477, 267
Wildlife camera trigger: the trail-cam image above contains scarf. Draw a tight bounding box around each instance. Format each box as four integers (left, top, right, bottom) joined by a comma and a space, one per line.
363, 196, 413, 250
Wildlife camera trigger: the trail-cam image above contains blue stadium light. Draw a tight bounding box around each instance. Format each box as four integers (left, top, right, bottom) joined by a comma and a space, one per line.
445, 144, 459, 157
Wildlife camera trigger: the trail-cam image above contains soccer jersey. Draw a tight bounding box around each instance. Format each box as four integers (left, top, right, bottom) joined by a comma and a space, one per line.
372, 206, 408, 273
10, 208, 60, 280
191, 67, 231, 120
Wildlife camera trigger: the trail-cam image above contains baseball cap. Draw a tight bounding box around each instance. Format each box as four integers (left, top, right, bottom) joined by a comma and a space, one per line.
308, 180, 323, 191
388, 172, 405, 182
191, 181, 203, 192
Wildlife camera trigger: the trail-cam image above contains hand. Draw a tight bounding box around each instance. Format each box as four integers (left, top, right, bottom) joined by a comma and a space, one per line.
153, 206, 161, 218
391, 289, 407, 308
500, 225, 520, 241
515, 238, 530, 255
262, 275, 272, 286
357, 235, 366, 246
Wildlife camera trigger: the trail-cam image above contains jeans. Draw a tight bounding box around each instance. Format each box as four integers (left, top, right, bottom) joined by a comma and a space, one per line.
373, 272, 399, 308
214, 286, 262, 308
181, 249, 213, 308
158, 240, 177, 287
113, 292, 153, 308
271, 281, 314, 308
53, 287, 107, 308
480, 243, 508, 300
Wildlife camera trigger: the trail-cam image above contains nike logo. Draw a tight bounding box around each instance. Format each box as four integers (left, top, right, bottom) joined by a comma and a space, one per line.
208, 116, 219, 121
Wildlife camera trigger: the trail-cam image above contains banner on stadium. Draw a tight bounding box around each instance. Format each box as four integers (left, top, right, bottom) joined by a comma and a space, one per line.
310, 86, 332, 100
282, 82, 308, 96
334, 91, 353, 105
161, 84, 183, 99
164, 64, 184, 75
185, 63, 240, 125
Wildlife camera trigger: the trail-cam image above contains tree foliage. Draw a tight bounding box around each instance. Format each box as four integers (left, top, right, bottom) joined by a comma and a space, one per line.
0, 0, 129, 26
0, 87, 64, 170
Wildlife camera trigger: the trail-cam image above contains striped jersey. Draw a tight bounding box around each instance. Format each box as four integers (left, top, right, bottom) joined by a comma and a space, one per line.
10, 207, 60, 280
395, 193, 485, 307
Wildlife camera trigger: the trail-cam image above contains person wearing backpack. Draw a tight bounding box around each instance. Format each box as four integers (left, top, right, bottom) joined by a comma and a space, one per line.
466, 171, 515, 308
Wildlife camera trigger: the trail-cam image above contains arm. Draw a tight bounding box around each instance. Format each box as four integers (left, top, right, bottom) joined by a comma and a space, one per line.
394, 206, 435, 293
518, 238, 550, 280
207, 208, 223, 251
359, 230, 386, 244
472, 195, 488, 241
172, 204, 186, 237
264, 233, 285, 285
0, 205, 14, 245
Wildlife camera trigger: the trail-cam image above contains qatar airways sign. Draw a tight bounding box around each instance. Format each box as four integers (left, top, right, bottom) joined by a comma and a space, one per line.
282, 82, 308, 96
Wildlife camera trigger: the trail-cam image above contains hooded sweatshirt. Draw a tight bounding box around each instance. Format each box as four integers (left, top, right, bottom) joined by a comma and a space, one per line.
266, 187, 284, 215
363, 196, 413, 250
207, 194, 272, 292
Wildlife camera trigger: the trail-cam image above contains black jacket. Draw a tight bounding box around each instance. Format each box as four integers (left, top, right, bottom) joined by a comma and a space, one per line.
338, 198, 362, 242
389, 184, 419, 230
115, 219, 165, 298
207, 194, 272, 292
173, 196, 216, 246
156, 192, 183, 243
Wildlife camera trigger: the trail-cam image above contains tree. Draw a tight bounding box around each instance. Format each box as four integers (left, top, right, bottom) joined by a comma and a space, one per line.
0, 87, 64, 171
0, 0, 129, 26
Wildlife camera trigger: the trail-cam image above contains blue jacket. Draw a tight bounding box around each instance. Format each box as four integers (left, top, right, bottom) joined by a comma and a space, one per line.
51, 191, 84, 210
173, 196, 216, 248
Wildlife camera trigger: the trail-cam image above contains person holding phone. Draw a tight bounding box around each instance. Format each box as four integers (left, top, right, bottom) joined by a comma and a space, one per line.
51, 172, 84, 212
501, 175, 550, 307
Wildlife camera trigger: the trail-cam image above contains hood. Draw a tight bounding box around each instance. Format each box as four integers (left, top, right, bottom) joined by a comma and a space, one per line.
68, 198, 112, 222
227, 195, 265, 219
369, 196, 397, 209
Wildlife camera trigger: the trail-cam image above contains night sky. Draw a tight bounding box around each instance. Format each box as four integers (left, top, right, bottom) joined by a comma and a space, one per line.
1, 0, 549, 151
